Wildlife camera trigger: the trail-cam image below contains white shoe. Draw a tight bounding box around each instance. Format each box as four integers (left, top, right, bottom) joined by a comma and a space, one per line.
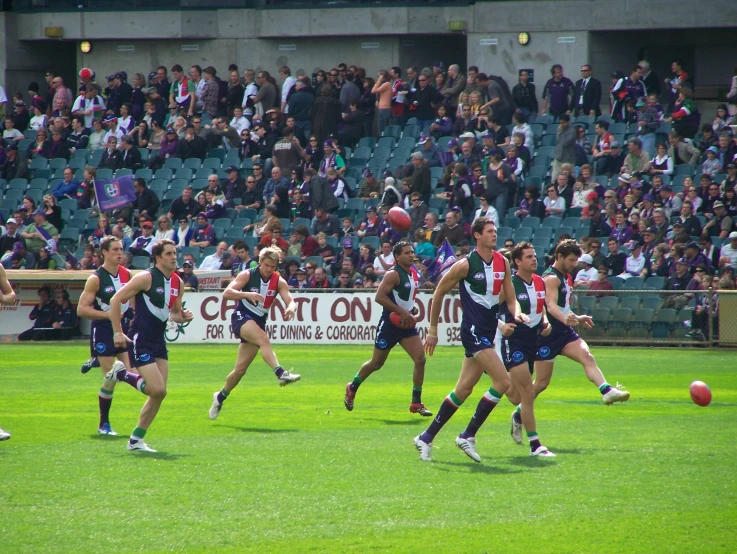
602, 382, 630, 405
455, 435, 481, 463
0, 428, 10, 441
126, 440, 156, 453
531, 445, 556, 457
209, 392, 222, 420
510, 411, 523, 444
413, 435, 432, 461
105, 360, 127, 382
278, 369, 301, 387
97, 423, 118, 436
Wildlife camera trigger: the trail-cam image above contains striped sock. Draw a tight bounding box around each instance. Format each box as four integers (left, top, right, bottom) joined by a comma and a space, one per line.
123, 372, 146, 393
129, 426, 146, 444
349, 373, 363, 392
420, 391, 462, 443
460, 387, 502, 439
273, 365, 285, 379
513, 404, 522, 424
528, 431, 541, 452
599, 382, 612, 395
98, 387, 113, 427
216, 387, 229, 405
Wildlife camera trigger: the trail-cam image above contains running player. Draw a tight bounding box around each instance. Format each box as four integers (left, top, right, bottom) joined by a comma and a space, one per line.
413, 217, 528, 462
516, 238, 629, 430
344, 241, 431, 417
481, 242, 555, 458
76, 236, 134, 435
208, 246, 300, 420
106, 239, 193, 452
0, 265, 16, 441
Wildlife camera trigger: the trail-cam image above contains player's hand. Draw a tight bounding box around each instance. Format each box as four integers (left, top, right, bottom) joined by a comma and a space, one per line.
501, 322, 516, 337
246, 292, 264, 304
284, 305, 296, 321
540, 320, 552, 337
578, 315, 595, 328
182, 309, 194, 323
398, 308, 413, 327
114, 332, 132, 348
424, 334, 438, 356
514, 313, 530, 325
566, 313, 580, 326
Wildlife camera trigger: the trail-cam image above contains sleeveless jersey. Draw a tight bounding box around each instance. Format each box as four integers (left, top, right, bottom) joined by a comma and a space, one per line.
93, 265, 131, 314
131, 267, 182, 335
511, 273, 546, 328
239, 266, 280, 319
384, 265, 420, 317
543, 265, 573, 318
459, 250, 507, 325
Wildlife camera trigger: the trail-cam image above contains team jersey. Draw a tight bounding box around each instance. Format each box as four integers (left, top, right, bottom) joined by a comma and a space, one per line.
543, 265, 573, 319
131, 267, 182, 335
238, 266, 280, 319
511, 273, 546, 328
459, 249, 507, 326
384, 265, 420, 317
93, 265, 131, 314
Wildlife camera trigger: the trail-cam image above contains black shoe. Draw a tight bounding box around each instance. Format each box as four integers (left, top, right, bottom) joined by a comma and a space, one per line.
81, 357, 100, 374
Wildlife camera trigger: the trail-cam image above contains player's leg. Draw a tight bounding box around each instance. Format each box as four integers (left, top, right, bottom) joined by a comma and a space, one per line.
209, 342, 260, 420
0, 427, 10, 441
515, 360, 555, 425
97, 356, 119, 435
509, 362, 554, 457
415, 356, 485, 461
241, 320, 300, 386
561, 339, 630, 404
81, 356, 100, 374
344, 347, 390, 411
399, 335, 431, 416
127, 359, 168, 452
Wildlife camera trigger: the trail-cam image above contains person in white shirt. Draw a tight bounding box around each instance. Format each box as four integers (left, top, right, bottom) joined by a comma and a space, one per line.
574, 253, 598, 287
72, 84, 106, 128
473, 194, 499, 227
29, 105, 48, 131
373, 241, 395, 275
241, 69, 258, 118
229, 106, 250, 134
102, 115, 124, 148
718, 232, 737, 270
191, 65, 206, 112
543, 184, 566, 216
620, 238, 646, 278
2, 117, 24, 142
155, 216, 175, 241
0, 84, 7, 117
199, 240, 229, 270
279, 66, 297, 113
512, 110, 535, 152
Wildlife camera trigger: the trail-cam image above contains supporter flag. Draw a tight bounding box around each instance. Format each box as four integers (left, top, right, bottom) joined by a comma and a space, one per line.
64, 247, 78, 269
94, 175, 137, 212
427, 239, 456, 281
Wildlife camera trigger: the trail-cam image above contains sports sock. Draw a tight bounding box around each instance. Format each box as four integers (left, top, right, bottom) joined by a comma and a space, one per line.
129, 426, 146, 445
216, 387, 229, 405
349, 373, 363, 392
599, 382, 612, 395
528, 431, 541, 452
273, 365, 285, 379
459, 387, 502, 439
99, 387, 113, 427
120, 371, 146, 393
411, 385, 422, 404
513, 405, 522, 424
420, 391, 462, 443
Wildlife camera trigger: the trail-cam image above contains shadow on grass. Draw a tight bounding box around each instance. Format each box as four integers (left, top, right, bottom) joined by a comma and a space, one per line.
506, 456, 558, 468
89, 434, 130, 441
132, 451, 192, 461
433, 460, 525, 475
544, 447, 584, 455
362, 418, 426, 426
217, 425, 299, 434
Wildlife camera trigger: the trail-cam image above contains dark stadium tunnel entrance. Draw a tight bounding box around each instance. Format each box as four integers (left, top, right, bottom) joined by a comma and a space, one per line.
398, 34, 467, 80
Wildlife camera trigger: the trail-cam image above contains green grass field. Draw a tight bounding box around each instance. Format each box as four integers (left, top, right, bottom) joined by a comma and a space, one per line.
1, 344, 736, 553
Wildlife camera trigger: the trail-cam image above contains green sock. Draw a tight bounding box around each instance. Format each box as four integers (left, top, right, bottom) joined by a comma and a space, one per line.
350, 373, 364, 392
130, 427, 146, 441
220, 388, 229, 398
515, 404, 521, 414
598, 382, 611, 394
412, 385, 422, 404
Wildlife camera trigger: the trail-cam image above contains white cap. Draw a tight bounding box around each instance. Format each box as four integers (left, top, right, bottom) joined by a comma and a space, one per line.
459, 132, 476, 139
6, 218, 17, 225
578, 253, 594, 265
730, 231, 737, 240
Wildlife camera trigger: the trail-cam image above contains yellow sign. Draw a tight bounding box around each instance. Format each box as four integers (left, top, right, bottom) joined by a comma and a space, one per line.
448, 20, 466, 32
44, 26, 64, 38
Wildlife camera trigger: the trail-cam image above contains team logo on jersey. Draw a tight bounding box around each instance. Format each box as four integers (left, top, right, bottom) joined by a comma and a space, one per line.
171, 289, 179, 297
377, 338, 388, 349
104, 286, 115, 294
139, 353, 151, 362
473, 272, 484, 280
536, 292, 545, 299
480, 336, 491, 346
156, 287, 164, 295
266, 290, 277, 297
95, 342, 106, 353
538, 346, 551, 358
512, 351, 524, 363
494, 272, 505, 280
404, 282, 410, 288
517, 293, 528, 301
250, 288, 259, 293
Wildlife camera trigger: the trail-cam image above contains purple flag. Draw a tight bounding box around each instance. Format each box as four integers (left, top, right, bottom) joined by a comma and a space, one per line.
426, 239, 457, 281
94, 175, 137, 212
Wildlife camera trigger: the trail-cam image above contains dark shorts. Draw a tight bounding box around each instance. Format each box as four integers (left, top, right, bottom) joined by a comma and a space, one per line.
130, 331, 168, 368
375, 315, 419, 351
90, 322, 126, 357
499, 329, 538, 374
461, 321, 497, 358
536, 324, 580, 362
231, 308, 267, 344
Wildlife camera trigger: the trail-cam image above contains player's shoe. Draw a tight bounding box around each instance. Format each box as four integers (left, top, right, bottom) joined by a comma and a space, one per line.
0, 428, 10, 441
80, 357, 100, 374
278, 369, 301, 387
602, 382, 630, 405
413, 435, 432, 461
97, 423, 118, 436
409, 403, 433, 417
531, 445, 556, 457
344, 383, 355, 412
127, 441, 156, 453
104, 360, 127, 382
455, 435, 481, 463
510, 411, 524, 444
208, 392, 222, 420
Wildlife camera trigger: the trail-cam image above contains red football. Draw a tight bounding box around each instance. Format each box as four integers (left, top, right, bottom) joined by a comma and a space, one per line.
387, 206, 411, 233
390, 311, 416, 329
690, 380, 712, 407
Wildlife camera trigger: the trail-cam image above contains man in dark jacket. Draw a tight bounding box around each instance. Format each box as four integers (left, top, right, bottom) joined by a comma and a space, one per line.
310, 87, 342, 143
408, 152, 431, 203
175, 125, 207, 160
1, 144, 28, 180
40, 129, 71, 160
133, 178, 160, 217
305, 168, 338, 213
287, 79, 315, 146
409, 74, 442, 130
120, 136, 143, 170
552, 114, 576, 181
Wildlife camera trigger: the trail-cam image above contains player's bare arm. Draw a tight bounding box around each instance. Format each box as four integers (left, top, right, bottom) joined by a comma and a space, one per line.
277, 277, 296, 321
425, 258, 469, 355
0, 266, 16, 306
543, 274, 579, 327
502, 257, 529, 325
223, 270, 263, 304
77, 275, 109, 321
111, 271, 152, 343
170, 287, 193, 324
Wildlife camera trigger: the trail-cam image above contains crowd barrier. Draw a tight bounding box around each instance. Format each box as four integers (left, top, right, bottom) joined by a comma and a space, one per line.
2, 271, 736, 347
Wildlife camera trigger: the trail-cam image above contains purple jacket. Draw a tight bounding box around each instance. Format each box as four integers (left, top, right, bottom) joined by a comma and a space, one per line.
159, 137, 179, 158
610, 224, 634, 245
